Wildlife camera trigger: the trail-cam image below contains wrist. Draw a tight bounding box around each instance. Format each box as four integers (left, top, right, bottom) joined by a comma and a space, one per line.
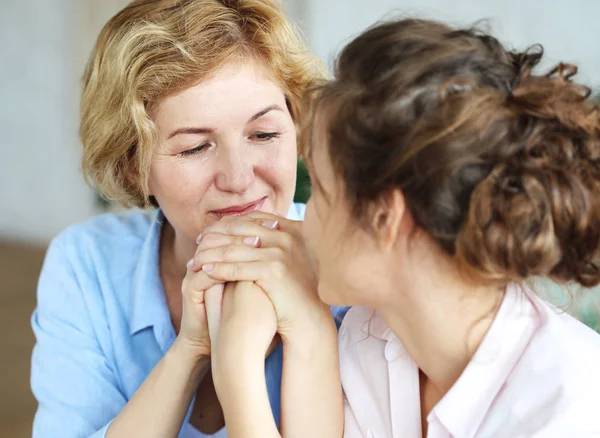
281, 309, 337, 357
216, 342, 265, 376
171, 336, 211, 372
213, 351, 265, 400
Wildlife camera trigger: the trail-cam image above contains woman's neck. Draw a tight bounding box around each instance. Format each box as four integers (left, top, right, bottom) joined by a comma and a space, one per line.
160, 220, 198, 282
378, 254, 504, 408
159, 220, 200, 333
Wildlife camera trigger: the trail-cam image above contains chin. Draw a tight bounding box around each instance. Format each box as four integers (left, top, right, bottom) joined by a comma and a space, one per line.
317, 282, 345, 307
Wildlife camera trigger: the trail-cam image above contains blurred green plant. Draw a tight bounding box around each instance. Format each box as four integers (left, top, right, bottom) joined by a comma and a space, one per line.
293, 160, 312, 203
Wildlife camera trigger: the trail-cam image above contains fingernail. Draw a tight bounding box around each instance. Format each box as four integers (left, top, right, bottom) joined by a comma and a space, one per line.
202, 264, 214, 272
243, 236, 260, 246
186, 259, 195, 270
196, 233, 203, 244
262, 220, 278, 229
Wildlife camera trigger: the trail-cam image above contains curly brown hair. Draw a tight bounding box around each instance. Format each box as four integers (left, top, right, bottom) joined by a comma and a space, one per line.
303, 19, 600, 287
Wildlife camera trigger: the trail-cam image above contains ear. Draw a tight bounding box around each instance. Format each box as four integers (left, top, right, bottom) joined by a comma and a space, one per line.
370, 189, 408, 252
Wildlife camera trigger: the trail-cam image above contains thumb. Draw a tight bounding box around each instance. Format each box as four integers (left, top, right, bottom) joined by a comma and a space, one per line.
204, 284, 224, 347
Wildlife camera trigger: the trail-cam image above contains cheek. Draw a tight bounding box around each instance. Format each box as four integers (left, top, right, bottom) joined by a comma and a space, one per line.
255, 136, 297, 188
149, 159, 213, 204
319, 229, 382, 306
304, 203, 352, 303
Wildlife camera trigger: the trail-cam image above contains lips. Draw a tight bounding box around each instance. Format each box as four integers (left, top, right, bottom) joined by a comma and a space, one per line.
210, 197, 267, 218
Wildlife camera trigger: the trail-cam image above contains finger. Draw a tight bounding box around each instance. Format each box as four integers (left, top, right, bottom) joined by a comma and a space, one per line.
246, 211, 301, 234
202, 220, 295, 255
188, 235, 263, 273
202, 260, 284, 283
245, 211, 287, 223
189, 244, 278, 271
196, 232, 260, 251
182, 268, 226, 301
203, 216, 281, 240
224, 212, 303, 241
204, 284, 224, 345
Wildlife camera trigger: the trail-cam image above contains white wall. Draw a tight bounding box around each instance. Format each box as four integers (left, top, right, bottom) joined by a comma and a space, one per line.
300, 0, 600, 90
0, 0, 129, 245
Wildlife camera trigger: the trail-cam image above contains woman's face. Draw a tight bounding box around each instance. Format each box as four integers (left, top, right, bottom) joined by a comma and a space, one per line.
148, 60, 297, 244
303, 142, 391, 307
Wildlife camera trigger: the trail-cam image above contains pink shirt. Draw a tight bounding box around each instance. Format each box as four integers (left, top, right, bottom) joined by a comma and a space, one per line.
339, 284, 600, 437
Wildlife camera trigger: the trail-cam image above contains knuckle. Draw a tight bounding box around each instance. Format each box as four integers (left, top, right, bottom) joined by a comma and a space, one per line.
200, 234, 225, 250
270, 259, 286, 279
230, 263, 241, 280
181, 277, 190, 293
220, 244, 233, 257
200, 233, 217, 245
192, 253, 203, 268
271, 246, 285, 260
279, 232, 294, 250
197, 237, 215, 253
182, 276, 199, 297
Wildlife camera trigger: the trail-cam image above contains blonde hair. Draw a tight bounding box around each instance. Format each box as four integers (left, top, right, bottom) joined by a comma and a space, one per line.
81, 0, 322, 208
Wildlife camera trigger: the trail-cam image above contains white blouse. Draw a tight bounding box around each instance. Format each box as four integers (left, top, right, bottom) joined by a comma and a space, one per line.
339, 284, 600, 437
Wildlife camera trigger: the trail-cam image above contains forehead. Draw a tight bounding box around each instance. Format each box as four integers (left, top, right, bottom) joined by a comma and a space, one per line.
152, 60, 288, 128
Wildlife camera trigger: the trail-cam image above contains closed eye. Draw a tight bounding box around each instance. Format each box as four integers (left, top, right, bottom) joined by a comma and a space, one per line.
251, 132, 280, 142
179, 141, 213, 157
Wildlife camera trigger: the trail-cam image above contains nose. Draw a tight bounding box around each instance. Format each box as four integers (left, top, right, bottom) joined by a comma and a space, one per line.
214, 143, 254, 194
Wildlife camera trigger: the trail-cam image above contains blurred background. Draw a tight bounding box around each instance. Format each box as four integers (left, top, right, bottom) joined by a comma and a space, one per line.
0, 0, 598, 436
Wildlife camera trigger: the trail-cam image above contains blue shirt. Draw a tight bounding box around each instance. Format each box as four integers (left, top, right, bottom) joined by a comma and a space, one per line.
31, 203, 348, 438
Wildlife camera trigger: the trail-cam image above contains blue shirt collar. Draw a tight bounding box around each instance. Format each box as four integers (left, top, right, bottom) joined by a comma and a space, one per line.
129, 210, 173, 343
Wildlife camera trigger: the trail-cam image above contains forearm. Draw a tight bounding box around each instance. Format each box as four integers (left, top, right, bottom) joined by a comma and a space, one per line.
107, 338, 210, 438
216, 353, 280, 438
281, 306, 343, 438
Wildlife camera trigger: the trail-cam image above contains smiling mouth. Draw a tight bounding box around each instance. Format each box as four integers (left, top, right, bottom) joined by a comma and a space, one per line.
210, 197, 267, 219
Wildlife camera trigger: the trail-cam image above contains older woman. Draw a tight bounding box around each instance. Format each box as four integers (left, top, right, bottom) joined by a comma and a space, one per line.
30, 1, 346, 437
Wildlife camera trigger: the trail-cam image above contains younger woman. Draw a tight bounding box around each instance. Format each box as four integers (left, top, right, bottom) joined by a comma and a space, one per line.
196, 18, 600, 437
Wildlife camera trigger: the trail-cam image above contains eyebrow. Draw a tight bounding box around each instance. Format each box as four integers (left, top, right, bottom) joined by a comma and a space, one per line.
167, 104, 284, 139
247, 104, 283, 123
167, 127, 213, 139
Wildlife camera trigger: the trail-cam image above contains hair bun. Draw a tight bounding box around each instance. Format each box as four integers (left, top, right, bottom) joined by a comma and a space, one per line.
455, 54, 600, 286
457, 159, 600, 286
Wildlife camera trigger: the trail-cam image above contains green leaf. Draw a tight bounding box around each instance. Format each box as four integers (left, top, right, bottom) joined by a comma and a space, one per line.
293, 160, 311, 204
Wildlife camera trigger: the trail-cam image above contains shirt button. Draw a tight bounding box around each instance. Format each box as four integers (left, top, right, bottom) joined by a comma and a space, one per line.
384, 339, 401, 361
